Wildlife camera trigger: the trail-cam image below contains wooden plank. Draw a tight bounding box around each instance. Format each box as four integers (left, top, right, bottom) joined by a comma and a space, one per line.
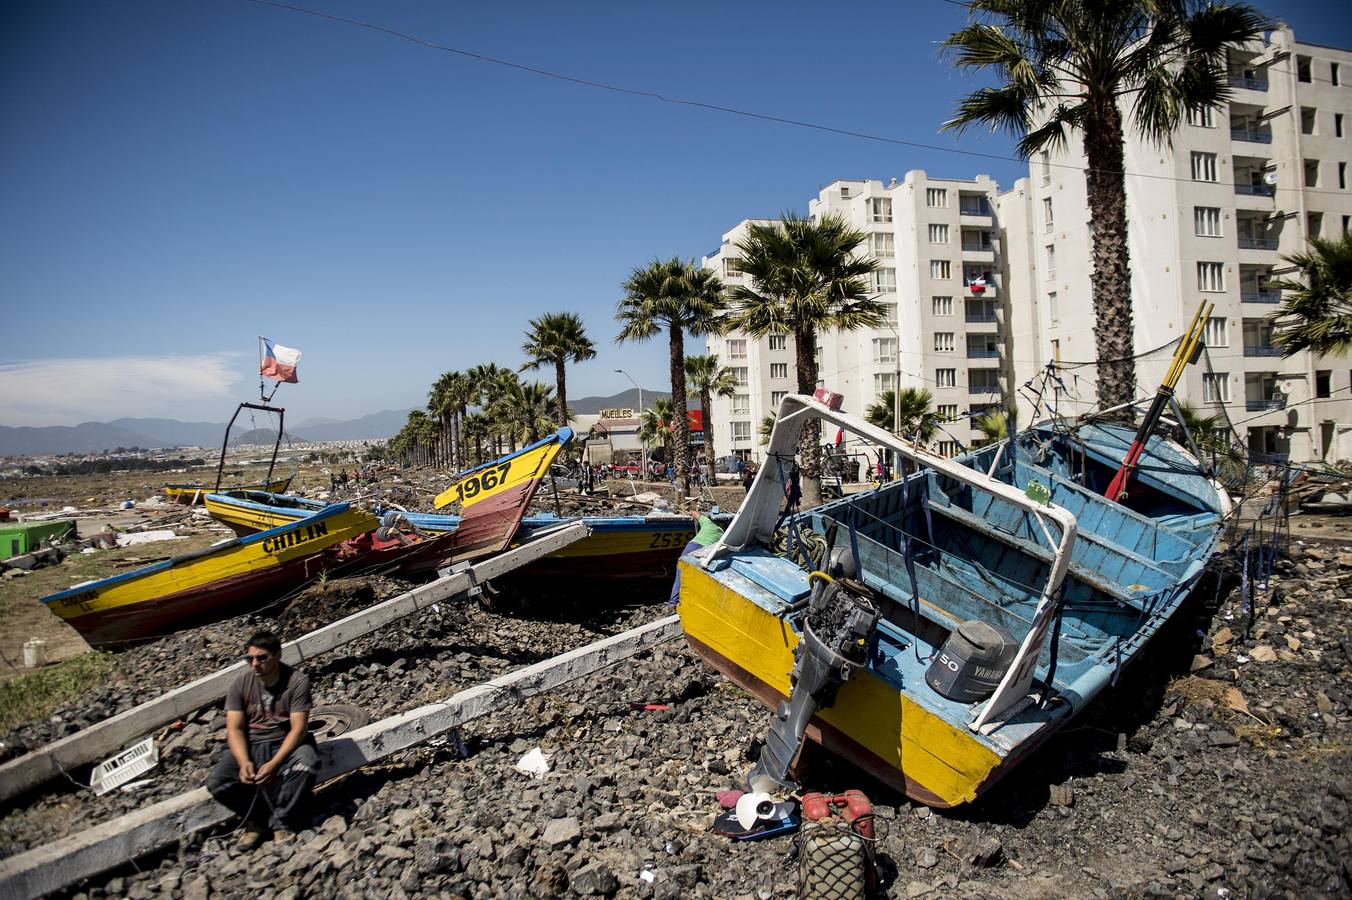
0, 522, 590, 804
0, 615, 681, 900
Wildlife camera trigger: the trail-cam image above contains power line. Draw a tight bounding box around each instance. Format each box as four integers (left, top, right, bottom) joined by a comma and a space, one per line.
244, 0, 1352, 197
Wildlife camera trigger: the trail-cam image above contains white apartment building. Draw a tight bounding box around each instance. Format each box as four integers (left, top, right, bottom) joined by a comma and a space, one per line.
1013, 26, 1352, 462
704, 172, 1011, 463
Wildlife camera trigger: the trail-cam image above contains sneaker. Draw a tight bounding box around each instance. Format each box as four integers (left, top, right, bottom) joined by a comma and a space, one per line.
236, 824, 265, 852
272, 827, 295, 845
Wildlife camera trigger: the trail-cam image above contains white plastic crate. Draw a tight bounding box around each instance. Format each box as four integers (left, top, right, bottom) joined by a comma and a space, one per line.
90, 737, 158, 796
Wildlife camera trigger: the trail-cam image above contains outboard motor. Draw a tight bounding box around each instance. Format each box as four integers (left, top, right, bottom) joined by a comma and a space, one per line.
926, 620, 1017, 703
747, 574, 878, 795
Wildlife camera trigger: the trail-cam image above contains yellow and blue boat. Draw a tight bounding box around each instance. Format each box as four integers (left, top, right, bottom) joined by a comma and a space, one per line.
42, 503, 376, 647
678, 394, 1228, 808
164, 476, 293, 506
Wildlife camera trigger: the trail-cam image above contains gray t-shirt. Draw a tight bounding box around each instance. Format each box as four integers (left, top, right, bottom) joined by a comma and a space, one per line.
225, 664, 312, 744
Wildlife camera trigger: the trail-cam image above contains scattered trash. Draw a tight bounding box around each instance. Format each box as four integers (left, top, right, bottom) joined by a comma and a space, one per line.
90, 737, 158, 796
630, 702, 671, 711
514, 746, 552, 779
114, 530, 185, 548
639, 868, 655, 884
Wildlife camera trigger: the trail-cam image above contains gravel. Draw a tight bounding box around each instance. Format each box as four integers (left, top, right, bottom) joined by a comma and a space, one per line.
1, 536, 1349, 899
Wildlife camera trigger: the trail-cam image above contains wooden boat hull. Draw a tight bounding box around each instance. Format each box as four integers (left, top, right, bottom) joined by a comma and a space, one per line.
678, 402, 1226, 807
42, 504, 376, 647
164, 477, 293, 506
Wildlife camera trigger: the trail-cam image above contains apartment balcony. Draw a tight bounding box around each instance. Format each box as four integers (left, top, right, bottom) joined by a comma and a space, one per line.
968, 385, 1001, 396
966, 349, 1000, 360
960, 247, 996, 264
1245, 398, 1284, 411
964, 312, 999, 324
959, 211, 993, 228
1241, 289, 1281, 304
1238, 236, 1279, 251
1243, 345, 1282, 357
1228, 75, 1269, 91
1234, 183, 1275, 197
1230, 128, 1273, 144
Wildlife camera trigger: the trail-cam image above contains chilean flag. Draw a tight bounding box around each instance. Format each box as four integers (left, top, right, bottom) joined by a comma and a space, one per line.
261, 339, 302, 384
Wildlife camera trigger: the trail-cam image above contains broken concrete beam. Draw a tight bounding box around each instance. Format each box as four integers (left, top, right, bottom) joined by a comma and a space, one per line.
0, 614, 681, 900
0, 522, 590, 804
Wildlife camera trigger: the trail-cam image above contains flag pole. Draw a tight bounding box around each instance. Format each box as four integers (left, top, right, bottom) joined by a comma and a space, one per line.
258, 336, 266, 404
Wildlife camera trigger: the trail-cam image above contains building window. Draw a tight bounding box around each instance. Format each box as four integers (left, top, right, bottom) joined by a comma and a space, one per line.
1198, 262, 1225, 292
936, 368, 957, 388
1203, 316, 1229, 348
769, 362, 788, 380
1316, 371, 1331, 398
731, 393, 751, 414
937, 404, 959, 420
1190, 151, 1218, 182
926, 188, 948, 208
1042, 197, 1054, 231
871, 232, 895, 258
1187, 106, 1215, 127
1305, 159, 1320, 188
869, 197, 892, 223
1310, 212, 1323, 238
1344, 215, 1351, 235
1040, 152, 1051, 185
930, 260, 951, 280
881, 303, 897, 325
936, 440, 960, 458
874, 267, 897, 293
1048, 291, 1059, 323
932, 295, 953, 317
727, 338, 747, 359
1331, 61, 1340, 86
1050, 339, 1061, 362
1301, 107, 1318, 135
768, 334, 787, 351
1195, 206, 1223, 237
928, 224, 949, 244
732, 367, 749, 386
1337, 113, 1345, 138
934, 332, 955, 353
731, 421, 751, 442
873, 373, 897, 394
1203, 372, 1230, 403
1045, 244, 1056, 276
840, 185, 851, 199
771, 390, 787, 407
872, 337, 897, 364
1297, 55, 1312, 82
1341, 162, 1348, 190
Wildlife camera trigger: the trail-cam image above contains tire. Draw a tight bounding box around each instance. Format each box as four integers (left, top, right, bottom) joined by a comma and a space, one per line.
307, 704, 370, 741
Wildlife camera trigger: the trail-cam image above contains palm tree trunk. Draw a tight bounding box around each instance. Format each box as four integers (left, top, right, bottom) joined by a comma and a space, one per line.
794, 328, 822, 507
702, 387, 717, 484
1084, 99, 1138, 419
668, 330, 691, 498
555, 358, 569, 428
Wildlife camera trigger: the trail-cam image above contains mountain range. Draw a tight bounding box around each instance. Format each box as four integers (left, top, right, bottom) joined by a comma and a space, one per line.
0, 389, 671, 456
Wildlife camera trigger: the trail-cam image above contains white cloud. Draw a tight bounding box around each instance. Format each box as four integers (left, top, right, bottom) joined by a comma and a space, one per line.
0, 355, 243, 426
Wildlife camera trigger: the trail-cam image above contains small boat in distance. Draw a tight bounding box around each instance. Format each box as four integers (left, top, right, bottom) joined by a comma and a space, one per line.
677, 392, 1228, 808
165, 476, 293, 507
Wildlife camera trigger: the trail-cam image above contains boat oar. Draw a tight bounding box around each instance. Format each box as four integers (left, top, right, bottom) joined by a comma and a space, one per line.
1103, 301, 1212, 502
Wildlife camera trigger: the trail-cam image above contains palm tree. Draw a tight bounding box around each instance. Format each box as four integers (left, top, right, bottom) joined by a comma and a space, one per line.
685, 354, 738, 483
1270, 232, 1352, 357
467, 362, 513, 454
942, 0, 1265, 415
521, 312, 597, 427
728, 213, 883, 505
865, 388, 942, 442
759, 415, 776, 446
617, 258, 727, 496
495, 380, 556, 447
429, 370, 469, 469
462, 412, 491, 466
973, 410, 1010, 443
639, 397, 677, 466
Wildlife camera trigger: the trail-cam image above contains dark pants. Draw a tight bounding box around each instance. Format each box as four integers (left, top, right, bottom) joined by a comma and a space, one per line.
669, 540, 704, 607
206, 738, 318, 831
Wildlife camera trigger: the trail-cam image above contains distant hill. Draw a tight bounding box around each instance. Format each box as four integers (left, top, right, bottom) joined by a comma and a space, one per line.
0, 408, 417, 456
569, 389, 675, 415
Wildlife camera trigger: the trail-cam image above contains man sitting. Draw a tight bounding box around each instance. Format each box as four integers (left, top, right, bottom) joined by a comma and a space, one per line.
206, 631, 317, 849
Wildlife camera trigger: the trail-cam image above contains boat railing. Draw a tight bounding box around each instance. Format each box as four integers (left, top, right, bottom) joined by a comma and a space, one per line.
702, 393, 1079, 732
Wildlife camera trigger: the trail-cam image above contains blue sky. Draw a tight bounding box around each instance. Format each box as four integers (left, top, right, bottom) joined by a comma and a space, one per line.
3, 0, 1348, 426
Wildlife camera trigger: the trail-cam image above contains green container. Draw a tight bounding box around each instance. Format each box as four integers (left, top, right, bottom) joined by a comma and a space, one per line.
0, 520, 75, 561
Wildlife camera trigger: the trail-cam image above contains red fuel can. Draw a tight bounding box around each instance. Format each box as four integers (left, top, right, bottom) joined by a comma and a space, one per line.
801, 790, 875, 838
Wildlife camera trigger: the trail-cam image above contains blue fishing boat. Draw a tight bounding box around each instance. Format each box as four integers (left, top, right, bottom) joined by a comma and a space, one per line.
678, 393, 1229, 808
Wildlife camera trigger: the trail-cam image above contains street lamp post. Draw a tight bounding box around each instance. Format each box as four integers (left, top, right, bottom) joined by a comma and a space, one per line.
614, 368, 644, 467
883, 317, 902, 479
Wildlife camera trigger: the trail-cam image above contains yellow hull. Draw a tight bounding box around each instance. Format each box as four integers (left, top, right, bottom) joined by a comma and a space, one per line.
164, 478, 292, 505
203, 495, 313, 535
677, 558, 1003, 807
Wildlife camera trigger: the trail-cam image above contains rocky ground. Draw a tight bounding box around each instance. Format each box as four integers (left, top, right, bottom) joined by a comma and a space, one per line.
0, 532, 1348, 898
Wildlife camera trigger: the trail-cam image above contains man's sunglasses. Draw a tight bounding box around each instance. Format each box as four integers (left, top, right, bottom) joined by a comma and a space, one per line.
245, 652, 272, 665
